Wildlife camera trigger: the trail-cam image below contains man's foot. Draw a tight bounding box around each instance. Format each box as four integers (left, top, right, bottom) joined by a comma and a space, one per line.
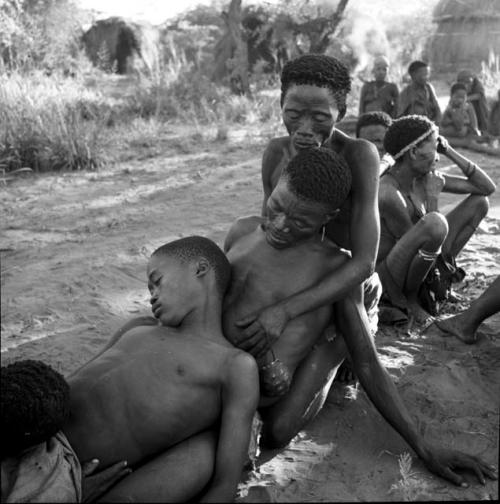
407, 300, 434, 326
435, 315, 477, 344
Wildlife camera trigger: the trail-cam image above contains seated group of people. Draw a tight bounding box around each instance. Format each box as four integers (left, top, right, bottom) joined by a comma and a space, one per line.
359, 57, 500, 155
2, 54, 499, 503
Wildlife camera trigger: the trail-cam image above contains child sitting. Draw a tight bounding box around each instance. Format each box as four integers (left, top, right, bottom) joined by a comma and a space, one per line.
440, 82, 480, 139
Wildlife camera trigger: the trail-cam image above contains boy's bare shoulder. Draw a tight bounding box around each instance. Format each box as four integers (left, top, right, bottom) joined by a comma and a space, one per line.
265, 136, 290, 152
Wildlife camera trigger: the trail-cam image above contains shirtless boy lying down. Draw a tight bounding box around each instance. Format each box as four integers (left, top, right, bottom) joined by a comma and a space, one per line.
223, 147, 497, 488
64, 237, 259, 502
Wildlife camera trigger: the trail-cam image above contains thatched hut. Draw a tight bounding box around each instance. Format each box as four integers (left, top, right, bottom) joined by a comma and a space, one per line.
429, 0, 500, 73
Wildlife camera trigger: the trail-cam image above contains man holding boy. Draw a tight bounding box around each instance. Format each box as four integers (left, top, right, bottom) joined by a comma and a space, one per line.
237, 54, 381, 363
62, 237, 259, 502
223, 146, 497, 487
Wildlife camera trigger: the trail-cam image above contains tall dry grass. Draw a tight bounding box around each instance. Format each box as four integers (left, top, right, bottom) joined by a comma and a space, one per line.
0, 72, 109, 172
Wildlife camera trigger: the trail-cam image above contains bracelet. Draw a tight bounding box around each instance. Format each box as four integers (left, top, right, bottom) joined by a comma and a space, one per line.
464, 162, 477, 177
418, 248, 440, 261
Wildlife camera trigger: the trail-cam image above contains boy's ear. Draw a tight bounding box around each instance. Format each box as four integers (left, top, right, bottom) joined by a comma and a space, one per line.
195, 257, 210, 278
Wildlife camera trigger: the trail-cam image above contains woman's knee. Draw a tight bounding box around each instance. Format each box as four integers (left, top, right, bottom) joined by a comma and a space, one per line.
470, 195, 490, 220
420, 211, 449, 244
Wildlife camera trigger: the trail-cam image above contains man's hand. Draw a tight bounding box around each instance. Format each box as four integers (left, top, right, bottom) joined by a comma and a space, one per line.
422, 170, 446, 199
423, 447, 497, 487
235, 304, 289, 358
81, 459, 131, 503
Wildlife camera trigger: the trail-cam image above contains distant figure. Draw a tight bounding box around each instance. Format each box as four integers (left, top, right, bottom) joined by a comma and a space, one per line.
488, 89, 500, 138
356, 111, 393, 174
440, 82, 480, 140
435, 276, 500, 344
359, 56, 399, 118
377, 115, 495, 323
457, 69, 489, 134
398, 60, 442, 124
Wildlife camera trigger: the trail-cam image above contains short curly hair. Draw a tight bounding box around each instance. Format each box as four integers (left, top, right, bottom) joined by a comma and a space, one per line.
408, 60, 428, 76
280, 54, 351, 121
356, 111, 392, 137
282, 147, 352, 211
384, 115, 435, 158
450, 82, 467, 96
152, 236, 231, 298
1, 360, 70, 459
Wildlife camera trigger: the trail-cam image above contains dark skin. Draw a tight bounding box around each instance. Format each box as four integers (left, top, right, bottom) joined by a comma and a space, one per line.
63, 255, 259, 503
223, 181, 497, 487
235, 83, 380, 358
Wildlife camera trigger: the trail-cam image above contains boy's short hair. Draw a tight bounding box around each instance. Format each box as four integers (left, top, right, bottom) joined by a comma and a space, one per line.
152, 236, 231, 298
408, 60, 428, 76
356, 111, 392, 137
282, 147, 352, 211
373, 55, 389, 68
280, 54, 351, 121
1, 360, 70, 459
450, 82, 467, 96
384, 115, 436, 159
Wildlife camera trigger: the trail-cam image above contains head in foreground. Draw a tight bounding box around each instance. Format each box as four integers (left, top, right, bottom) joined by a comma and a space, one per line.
266, 147, 352, 249
384, 115, 439, 174
356, 111, 393, 156
147, 236, 231, 326
1, 360, 70, 459
280, 54, 351, 150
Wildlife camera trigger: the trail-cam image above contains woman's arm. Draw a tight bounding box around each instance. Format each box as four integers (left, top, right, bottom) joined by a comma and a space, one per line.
439, 139, 496, 195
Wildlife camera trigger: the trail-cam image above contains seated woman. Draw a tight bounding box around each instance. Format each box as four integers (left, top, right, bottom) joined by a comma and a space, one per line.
377, 115, 496, 323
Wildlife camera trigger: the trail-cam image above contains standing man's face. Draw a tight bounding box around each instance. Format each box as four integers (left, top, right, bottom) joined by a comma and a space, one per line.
373, 64, 388, 82
358, 124, 388, 157
282, 84, 339, 151
412, 66, 430, 86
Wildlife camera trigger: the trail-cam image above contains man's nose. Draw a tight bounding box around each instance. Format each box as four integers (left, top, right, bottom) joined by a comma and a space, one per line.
273, 214, 289, 231
296, 118, 314, 137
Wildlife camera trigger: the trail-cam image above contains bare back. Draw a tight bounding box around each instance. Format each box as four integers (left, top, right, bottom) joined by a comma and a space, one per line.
223, 221, 348, 373
64, 326, 240, 468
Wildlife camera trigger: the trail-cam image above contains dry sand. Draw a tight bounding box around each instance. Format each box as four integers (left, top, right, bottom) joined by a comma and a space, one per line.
1, 125, 499, 501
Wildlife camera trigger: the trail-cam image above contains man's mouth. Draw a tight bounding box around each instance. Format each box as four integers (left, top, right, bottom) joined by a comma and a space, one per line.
266, 229, 290, 248
293, 140, 319, 150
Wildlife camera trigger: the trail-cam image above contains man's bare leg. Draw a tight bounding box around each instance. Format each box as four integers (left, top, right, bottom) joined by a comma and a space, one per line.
443, 194, 489, 260
380, 212, 448, 323
260, 335, 348, 449
436, 276, 500, 343
97, 430, 216, 503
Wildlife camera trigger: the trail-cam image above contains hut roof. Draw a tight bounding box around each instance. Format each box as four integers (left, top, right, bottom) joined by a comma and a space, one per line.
433, 0, 500, 22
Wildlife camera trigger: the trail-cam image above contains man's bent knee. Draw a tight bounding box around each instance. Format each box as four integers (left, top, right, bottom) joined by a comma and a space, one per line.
420, 211, 449, 244
470, 195, 490, 220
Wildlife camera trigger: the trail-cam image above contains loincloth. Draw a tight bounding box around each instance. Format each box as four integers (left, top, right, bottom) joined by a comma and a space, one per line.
1, 431, 82, 503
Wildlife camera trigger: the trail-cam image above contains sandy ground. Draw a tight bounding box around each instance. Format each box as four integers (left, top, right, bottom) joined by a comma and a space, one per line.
1, 124, 499, 502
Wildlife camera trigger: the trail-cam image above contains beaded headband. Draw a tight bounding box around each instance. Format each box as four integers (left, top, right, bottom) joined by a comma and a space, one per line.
392, 124, 438, 160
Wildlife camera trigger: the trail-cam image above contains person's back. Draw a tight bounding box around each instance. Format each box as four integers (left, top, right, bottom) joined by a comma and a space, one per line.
65, 325, 239, 467
224, 219, 345, 381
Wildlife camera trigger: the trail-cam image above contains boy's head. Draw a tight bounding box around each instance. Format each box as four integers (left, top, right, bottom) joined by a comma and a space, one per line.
456, 69, 474, 92
384, 115, 438, 172
450, 82, 468, 108
148, 236, 231, 326
356, 111, 392, 156
280, 54, 351, 122
408, 60, 430, 86
372, 55, 389, 82
266, 147, 351, 248
1, 360, 70, 459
